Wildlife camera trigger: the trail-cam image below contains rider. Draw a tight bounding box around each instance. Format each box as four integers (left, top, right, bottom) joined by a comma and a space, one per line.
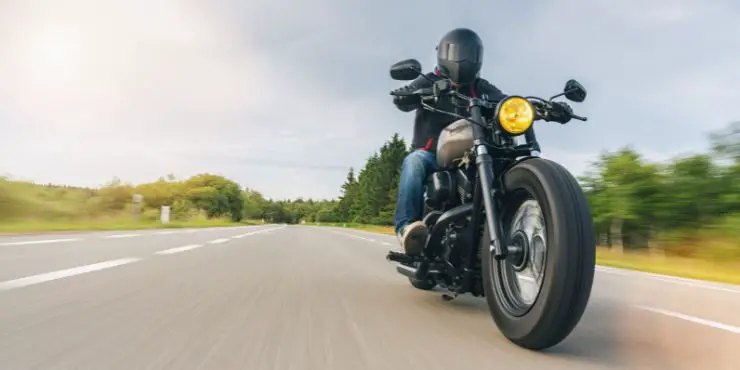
391, 27, 571, 256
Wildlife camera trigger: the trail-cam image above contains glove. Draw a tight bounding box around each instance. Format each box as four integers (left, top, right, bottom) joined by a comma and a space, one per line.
391, 85, 421, 111
392, 94, 421, 111
549, 101, 573, 124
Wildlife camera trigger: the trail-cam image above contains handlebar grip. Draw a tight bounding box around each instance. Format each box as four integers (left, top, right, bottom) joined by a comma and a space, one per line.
571, 114, 588, 121
390, 90, 413, 97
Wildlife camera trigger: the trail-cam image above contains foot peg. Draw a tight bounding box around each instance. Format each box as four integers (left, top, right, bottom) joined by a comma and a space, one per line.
386, 251, 414, 264
389, 251, 432, 281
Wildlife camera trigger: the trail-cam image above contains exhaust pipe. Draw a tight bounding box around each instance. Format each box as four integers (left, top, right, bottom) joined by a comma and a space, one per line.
426, 203, 474, 255
396, 264, 440, 280
396, 264, 417, 278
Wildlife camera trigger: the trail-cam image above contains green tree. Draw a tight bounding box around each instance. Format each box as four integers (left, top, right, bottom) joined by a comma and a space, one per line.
183, 174, 244, 221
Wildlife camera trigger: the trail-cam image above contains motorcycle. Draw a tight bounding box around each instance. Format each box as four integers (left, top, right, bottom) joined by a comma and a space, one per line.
386, 58, 596, 350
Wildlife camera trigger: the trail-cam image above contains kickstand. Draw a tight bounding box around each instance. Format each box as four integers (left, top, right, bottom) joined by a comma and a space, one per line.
441, 293, 458, 301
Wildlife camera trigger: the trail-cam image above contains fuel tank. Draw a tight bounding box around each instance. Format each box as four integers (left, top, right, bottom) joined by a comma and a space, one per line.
436, 119, 474, 168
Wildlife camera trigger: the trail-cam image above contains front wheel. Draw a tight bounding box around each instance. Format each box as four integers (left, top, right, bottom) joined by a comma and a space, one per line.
481, 157, 596, 350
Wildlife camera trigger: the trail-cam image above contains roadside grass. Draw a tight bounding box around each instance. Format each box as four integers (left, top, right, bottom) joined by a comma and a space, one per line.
303, 222, 740, 286
595, 248, 740, 285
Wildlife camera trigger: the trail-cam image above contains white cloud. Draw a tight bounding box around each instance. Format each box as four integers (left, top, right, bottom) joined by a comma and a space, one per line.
1, 0, 738, 199
0, 0, 373, 197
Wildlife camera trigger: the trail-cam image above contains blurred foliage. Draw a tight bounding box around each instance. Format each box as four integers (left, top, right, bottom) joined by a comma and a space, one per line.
1, 124, 738, 261
0, 173, 249, 225
579, 121, 740, 259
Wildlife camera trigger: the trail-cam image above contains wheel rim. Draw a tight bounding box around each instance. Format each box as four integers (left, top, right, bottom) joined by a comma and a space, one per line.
492, 197, 547, 317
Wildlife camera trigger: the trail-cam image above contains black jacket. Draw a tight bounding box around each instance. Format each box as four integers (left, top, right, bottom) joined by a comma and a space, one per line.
392, 71, 506, 154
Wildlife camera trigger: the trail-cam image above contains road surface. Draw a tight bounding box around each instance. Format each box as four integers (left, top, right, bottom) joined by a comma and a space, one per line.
0, 225, 738, 369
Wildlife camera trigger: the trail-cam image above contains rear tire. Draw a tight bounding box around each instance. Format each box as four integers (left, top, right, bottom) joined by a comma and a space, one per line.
481, 157, 596, 350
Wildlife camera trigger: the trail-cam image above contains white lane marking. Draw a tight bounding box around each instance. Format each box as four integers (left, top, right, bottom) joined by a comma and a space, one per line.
155, 231, 177, 235
0, 238, 81, 247
596, 266, 740, 295
208, 238, 230, 244
155, 244, 203, 255
327, 229, 396, 248
232, 225, 287, 239
104, 234, 141, 239
0, 258, 140, 291
636, 305, 740, 334
346, 234, 376, 242
330, 231, 378, 243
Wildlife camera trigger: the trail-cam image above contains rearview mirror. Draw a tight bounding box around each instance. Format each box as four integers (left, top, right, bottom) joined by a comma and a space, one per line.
390, 59, 422, 81
564, 79, 587, 103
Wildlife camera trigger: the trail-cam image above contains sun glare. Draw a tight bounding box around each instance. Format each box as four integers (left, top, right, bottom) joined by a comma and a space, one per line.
25, 27, 85, 81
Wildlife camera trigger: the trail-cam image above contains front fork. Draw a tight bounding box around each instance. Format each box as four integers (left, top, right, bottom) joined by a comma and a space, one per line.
474, 144, 507, 260
469, 103, 507, 261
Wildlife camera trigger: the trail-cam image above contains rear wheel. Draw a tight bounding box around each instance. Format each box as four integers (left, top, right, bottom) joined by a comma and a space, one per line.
481, 158, 596, 350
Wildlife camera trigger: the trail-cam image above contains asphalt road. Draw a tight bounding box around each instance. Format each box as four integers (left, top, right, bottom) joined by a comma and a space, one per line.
0, 225, 738, 370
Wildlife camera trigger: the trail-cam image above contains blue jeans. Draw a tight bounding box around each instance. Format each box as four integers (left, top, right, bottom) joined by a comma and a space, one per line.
394, 149, 438, 235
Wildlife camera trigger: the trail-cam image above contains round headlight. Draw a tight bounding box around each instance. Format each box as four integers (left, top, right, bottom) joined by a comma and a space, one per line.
496, 96, 534, 135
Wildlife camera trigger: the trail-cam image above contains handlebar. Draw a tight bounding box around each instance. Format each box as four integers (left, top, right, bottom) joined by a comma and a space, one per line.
391, 83, 588, 122
571, 113, 588, 121
526, 96, 588, 122
390, 87, 495, 107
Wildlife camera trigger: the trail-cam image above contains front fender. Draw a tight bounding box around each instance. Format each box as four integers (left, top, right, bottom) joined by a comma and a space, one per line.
498, 155, 545, 197
501, 155, 540, 176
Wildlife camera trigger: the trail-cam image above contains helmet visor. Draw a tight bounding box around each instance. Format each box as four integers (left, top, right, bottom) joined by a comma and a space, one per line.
437, 42, 482, 63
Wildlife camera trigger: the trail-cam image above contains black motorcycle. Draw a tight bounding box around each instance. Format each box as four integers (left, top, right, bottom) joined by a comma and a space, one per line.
386, 58, 596, 351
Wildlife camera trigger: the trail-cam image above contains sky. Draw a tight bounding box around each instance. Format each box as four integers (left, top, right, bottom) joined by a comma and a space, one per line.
1, 0, 739, 200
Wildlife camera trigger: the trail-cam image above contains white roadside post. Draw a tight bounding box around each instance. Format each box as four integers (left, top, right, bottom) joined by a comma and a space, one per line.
132, 194, 143, 220
161, 206, 171, 224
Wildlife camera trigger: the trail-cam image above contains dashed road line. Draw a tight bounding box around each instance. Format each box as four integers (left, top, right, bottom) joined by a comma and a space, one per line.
330, 231, 378, 243
0, 258, 141, 291
104, 234, 141, 239
0, 226, 281, 246
208, 238, 230, 244
154, 231, 177, 235
232, 225, 287, 239
155, 244, 204, 255
0, 225, 289, 291
636, 305, 740, 334
0, 238, 82, 247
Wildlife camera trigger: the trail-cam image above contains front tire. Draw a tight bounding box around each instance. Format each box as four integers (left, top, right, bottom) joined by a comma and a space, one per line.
481, 157, 596, 350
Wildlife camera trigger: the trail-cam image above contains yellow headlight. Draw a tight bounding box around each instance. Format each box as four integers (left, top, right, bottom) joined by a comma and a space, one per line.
497, 96, 534, 135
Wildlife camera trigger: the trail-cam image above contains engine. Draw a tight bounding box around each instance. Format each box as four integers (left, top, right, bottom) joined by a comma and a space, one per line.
424, 169, 472, 210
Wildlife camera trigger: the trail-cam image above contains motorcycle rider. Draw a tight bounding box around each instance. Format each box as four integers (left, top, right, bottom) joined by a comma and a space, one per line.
391, 28, 572, 256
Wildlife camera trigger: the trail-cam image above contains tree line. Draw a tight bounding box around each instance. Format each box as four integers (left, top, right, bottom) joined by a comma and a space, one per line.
0, 172, 339, 225
580, 121, 739, 258
2, 123, 737, 258
328, 123, 740, 259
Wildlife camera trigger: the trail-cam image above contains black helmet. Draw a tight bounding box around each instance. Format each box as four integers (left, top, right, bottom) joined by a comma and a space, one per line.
436, 28, 483, 85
